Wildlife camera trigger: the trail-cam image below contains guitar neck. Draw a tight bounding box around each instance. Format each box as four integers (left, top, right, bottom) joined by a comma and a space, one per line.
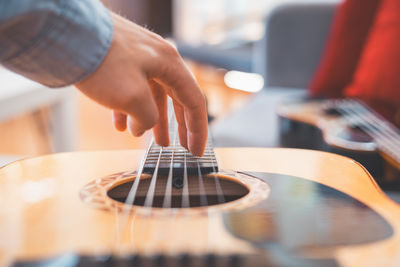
333, 99, 400, 164
140, 105, 219, 174
142, 99, 218, 177
143, 141, 218, 175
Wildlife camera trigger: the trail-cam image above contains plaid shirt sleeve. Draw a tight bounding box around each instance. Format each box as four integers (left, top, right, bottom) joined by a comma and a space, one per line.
0, 0, 113, 87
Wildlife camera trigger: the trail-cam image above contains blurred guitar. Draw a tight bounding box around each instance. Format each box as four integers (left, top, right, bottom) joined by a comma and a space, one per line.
278, 98, 400, 186
2, 115, 400, 266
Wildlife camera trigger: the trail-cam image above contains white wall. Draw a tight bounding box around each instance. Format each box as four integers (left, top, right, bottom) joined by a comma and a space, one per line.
173, 0, 342, 45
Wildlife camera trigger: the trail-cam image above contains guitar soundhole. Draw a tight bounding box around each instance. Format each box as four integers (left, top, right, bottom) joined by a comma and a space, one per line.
346, 124, 374, 143
107, 174, 250, 208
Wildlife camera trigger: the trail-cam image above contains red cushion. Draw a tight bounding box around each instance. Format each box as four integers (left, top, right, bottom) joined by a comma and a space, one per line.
309, 0, 380, 97
344, 0, 400, 106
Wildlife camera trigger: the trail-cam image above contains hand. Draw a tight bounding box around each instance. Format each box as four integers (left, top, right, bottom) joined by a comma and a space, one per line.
75, 13, 208, 156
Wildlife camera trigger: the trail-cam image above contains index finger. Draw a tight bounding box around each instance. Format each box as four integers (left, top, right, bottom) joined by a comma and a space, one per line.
150, 53, 208, 156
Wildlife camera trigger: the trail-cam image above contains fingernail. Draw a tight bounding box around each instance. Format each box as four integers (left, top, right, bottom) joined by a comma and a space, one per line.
155, 139, 169, 147
189, 143, 203, 157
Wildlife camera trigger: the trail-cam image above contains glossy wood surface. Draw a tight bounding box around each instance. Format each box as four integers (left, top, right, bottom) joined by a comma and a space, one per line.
278, 99, 400, 186
277, 99, 400, 162
1, 148, 400, 267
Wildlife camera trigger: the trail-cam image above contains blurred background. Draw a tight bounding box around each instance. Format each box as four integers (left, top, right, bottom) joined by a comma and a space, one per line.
0, 0, 341, 165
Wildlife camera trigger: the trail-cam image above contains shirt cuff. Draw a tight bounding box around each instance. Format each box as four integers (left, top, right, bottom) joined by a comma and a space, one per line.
1, 0, 113, 88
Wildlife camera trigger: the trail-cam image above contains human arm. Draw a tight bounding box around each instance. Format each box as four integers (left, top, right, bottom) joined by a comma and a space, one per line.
76, 13, 208, 156
0, 0, 207, 156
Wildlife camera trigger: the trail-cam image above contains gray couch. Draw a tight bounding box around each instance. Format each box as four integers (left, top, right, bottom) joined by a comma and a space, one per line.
212, 1, 338, 147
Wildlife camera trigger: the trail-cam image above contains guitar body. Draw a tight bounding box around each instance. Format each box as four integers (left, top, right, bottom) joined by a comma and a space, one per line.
1, 148, 400, 267
277, 99, 400, 187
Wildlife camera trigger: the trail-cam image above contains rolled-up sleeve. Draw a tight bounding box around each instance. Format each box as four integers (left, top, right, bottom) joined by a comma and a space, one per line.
0, 0, 113, 87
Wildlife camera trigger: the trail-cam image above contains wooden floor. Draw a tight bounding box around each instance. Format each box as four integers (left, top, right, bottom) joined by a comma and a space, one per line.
0, 62, 251, 156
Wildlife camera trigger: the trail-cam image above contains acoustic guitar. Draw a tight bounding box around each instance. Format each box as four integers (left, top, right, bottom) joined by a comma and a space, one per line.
2, 119, 400, 266
277, 98, 400, 187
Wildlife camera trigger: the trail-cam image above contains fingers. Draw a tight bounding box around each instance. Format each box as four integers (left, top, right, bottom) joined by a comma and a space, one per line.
75, 19, 207, 155
152, 57, 208, 156
150, 80, 169, 147
112, 110, 127, 131
120, 78, 159, 137
112, 80, 170, 146
184, 102, 208, 156
173, 100, 188, 149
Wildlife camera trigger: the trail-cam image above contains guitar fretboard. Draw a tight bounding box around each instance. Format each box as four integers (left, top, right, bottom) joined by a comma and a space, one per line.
143, 140, 218, 176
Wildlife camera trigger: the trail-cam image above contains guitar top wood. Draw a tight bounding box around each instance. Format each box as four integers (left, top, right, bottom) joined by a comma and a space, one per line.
1, 148, 400, 267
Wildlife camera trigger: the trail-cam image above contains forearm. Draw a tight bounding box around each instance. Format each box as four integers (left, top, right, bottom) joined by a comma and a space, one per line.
0, 0, 113, 87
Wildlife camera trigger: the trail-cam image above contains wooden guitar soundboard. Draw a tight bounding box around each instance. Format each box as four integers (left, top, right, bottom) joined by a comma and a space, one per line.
1, 148, 400, 266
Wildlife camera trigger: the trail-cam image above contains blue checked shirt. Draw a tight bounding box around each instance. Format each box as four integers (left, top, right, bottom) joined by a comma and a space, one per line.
0, 0, 113, 87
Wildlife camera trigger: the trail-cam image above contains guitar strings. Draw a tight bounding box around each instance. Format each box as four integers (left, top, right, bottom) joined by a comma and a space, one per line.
111, 133, 153, 255
162, 119, 178, 209
181, 152, 190, 208
338, 99, 400, 142
347, 100, 400, 147
338, 107, 400, 159
143, 146, 163, 210
338, 99, 400, 153
115, 101, 173, 250
347, 110, 400, 163
113, 96, 224, 255
197, 160, 208, 207
209, 137, 225, 203
123, 96, 223, 254
131, 102, 177, 254
143, 101, 176, 212
155, 119, 179, 251
335, 99, 400, 163
196, 158, 214, 253
336, 99, 389, 143
122, 137, 153, 211
195, 149, 222, 253
120, 96, 222, 209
